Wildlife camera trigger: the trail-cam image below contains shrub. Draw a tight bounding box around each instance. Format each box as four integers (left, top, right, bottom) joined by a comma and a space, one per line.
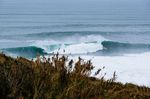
0, 53, 150, 99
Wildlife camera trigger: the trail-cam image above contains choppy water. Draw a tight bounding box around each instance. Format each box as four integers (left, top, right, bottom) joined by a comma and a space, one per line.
0, 0, 150, 58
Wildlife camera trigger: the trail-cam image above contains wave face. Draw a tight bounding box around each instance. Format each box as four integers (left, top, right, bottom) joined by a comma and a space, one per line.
102, 41, 150, 50
2, 46, 47, 58
97, 41, 150, 55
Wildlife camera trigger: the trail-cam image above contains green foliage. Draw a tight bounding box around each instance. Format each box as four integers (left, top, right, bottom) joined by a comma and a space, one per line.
0, 53, 150, 99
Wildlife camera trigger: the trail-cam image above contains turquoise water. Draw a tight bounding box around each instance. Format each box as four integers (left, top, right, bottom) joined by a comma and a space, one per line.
0, 0, 150, 58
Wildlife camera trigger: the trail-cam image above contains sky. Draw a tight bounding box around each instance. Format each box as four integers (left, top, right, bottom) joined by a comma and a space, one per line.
0, 0, 149, 13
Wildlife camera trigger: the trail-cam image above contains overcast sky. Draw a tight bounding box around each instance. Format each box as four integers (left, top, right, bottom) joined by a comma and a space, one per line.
0, 0, 149, 12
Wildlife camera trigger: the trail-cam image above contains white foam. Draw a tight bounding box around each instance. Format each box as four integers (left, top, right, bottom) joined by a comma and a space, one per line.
32, 34, 107, 54
33, 39, 59, 46
0, 39, 23, 43
53, 42, 102, 54
69, 52, 150, 87
62, 34, 106, 44
31, 39, 60, 51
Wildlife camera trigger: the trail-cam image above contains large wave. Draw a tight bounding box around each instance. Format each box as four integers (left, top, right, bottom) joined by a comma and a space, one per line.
95, 41, 150, 55
2, 46, 47, 58
102, 41, 150, 51
2, 32, 150, 58
2, 40, 150, 58
1, 34, 106, 58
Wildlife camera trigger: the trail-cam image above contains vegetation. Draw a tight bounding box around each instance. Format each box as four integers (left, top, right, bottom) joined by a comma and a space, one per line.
0, 53, 150, 99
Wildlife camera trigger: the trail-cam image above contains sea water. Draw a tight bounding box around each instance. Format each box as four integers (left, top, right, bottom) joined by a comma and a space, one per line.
0, 0, 150, 86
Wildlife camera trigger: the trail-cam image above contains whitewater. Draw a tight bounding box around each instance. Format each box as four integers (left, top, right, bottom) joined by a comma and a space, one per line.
70, 52, 150, 87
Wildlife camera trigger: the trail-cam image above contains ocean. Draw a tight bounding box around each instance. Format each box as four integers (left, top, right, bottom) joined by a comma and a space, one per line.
0, 0, 150, 86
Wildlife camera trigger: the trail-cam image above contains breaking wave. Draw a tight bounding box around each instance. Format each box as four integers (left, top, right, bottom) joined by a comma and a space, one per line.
2, 39, 150, 58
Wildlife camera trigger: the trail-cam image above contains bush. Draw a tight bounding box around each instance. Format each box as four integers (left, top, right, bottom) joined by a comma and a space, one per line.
0, 53, 150, 99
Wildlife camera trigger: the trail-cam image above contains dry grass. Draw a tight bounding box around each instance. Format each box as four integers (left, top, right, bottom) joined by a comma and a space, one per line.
0, 53, 150, 99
